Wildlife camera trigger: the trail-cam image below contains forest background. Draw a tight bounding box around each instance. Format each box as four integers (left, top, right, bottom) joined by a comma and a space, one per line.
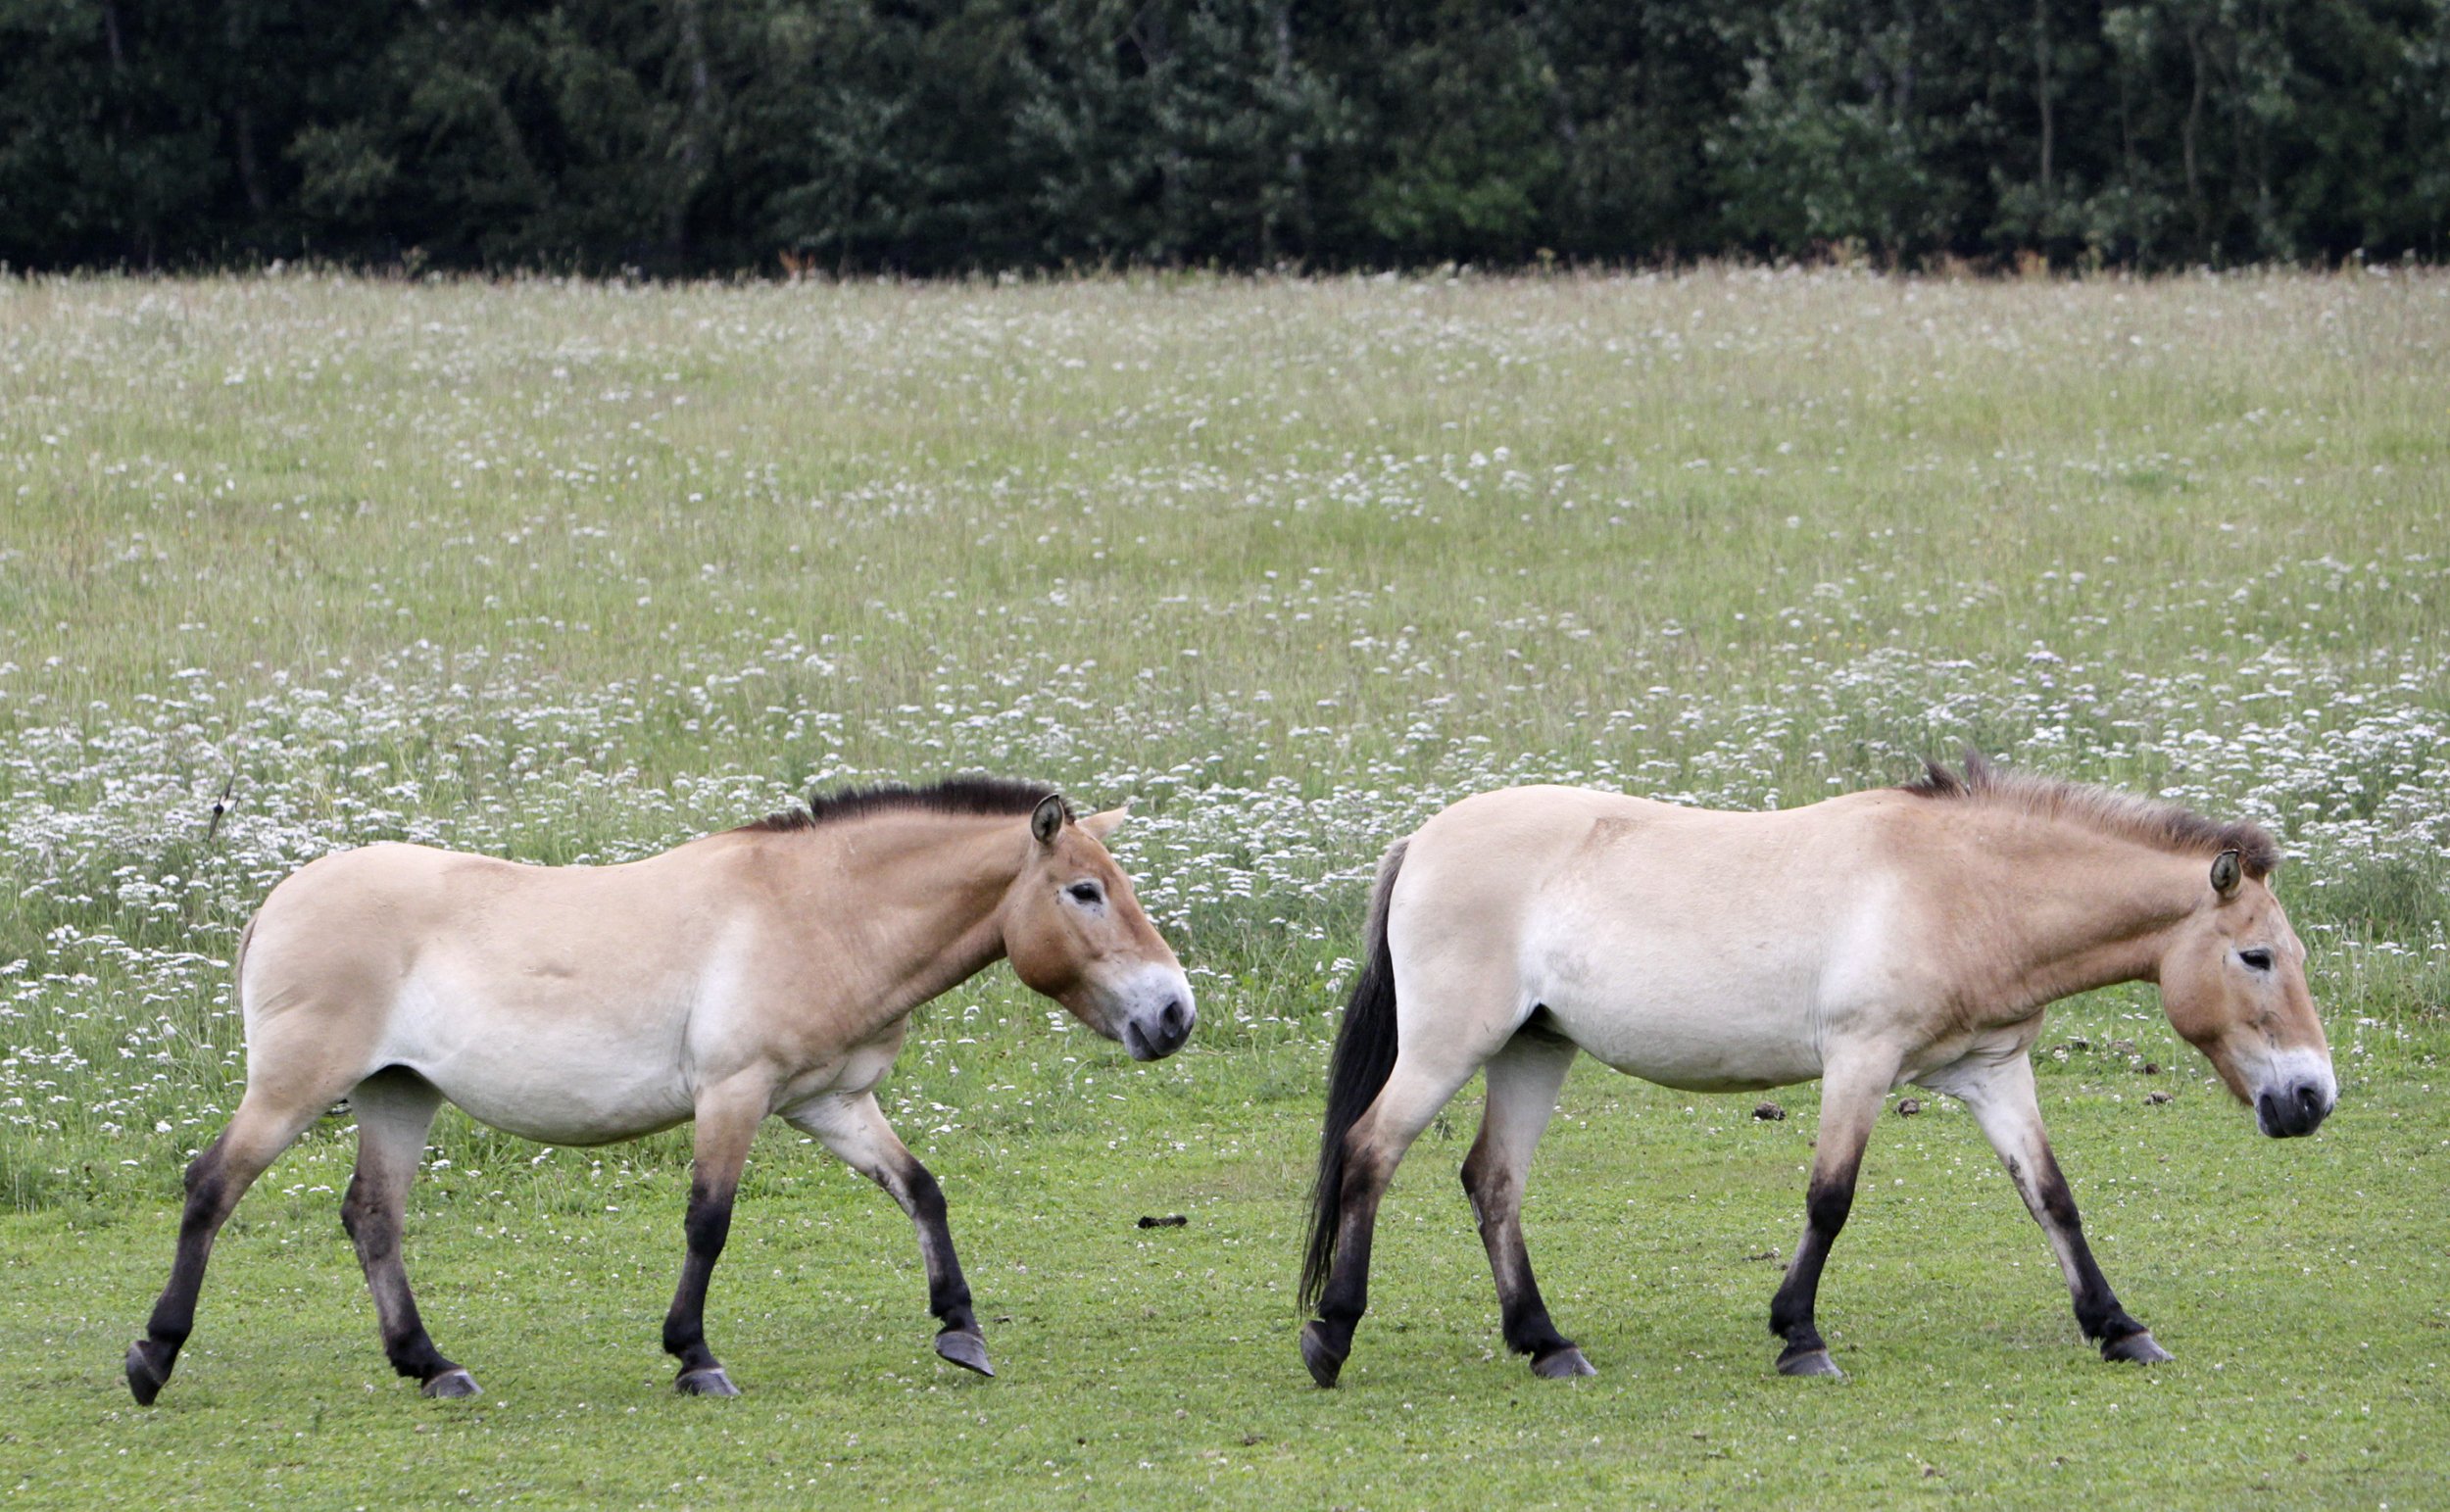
5, 0, 2449, 275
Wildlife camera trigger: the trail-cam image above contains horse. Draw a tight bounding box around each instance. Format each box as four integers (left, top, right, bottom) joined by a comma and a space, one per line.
1298, 756, 2335, 1387
126, 778, 1195, 1404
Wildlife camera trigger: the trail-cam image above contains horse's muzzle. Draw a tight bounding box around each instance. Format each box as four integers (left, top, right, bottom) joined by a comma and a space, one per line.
1121, 993, 1196, 1061
2254, 1080, 2332, 1138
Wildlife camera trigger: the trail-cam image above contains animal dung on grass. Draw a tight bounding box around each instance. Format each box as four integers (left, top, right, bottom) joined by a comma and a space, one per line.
1894, 1097, 1924, 1117
1752, 1101, 1786, 1122
1136, 1214, 1189, 1229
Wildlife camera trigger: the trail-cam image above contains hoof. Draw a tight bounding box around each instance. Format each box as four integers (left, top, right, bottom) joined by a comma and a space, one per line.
935, 1329, 995, 1378
421, 1368, 482, 1399
1531, 1345, 1597, 1380
2102, 1331, 2173, 1365
1298, 1321, 1346, 1389
124, 1341, 172, 1406
1777, 1346, 1844, 1379
675, 1366, 739, 1397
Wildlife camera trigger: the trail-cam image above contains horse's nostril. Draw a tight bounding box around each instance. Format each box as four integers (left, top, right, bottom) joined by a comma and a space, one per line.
2260, 1083, 2327, 1136
1159, 999, 1188, 1039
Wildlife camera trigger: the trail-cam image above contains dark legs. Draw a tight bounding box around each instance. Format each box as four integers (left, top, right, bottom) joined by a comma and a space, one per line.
791, 1092, 990, 1376
1461, 1033, 1592, 1378
1767, 1055, 1894, 1379
342, 1070, 473, 1395
662, 1078, 766, 1396
1301, 1051, 1479, 1388
126, 1093, 320, 1403
1946, 1053, 2171, 1363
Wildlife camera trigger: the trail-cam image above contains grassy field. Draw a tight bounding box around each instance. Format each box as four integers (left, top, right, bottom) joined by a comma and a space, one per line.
2, 268, 2445, 1507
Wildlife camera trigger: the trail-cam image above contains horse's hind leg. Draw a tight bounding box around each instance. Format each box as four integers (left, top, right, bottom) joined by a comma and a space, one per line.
662, 1075, 768, 1396
343, 1068, 475, 1397
787, 1092, 990, 1377
1462, 1031, 1592, 1379
1302, 1048, 1485, 1388
125, 1089, 325, 1403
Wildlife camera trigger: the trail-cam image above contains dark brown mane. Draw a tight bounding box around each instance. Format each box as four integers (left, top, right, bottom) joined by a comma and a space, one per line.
1901, 751, 2281, 877
738, 776, 1066, 834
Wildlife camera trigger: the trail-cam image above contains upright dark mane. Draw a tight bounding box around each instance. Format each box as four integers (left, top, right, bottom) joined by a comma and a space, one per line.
738, 776, 1065, 834
1900, 751, 2281, 877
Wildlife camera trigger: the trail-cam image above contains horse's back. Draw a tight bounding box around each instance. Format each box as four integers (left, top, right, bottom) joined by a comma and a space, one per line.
245, 842, 536, 1007
1405, 784, 1891, 909
246, 840, 724, 998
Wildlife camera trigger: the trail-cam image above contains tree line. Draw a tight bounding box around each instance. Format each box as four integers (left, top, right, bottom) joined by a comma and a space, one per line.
4, 0, 2445, 274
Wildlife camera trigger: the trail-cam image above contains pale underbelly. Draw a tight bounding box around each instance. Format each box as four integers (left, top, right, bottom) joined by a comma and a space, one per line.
1542, 995, 1827, 1095
410, 1066, 698, 1146
375, 978, 700, 1146
368, 994, 901, 1146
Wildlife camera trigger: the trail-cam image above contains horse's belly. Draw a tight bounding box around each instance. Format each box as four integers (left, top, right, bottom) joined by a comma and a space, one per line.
1572, 1016, 1824, 1093
426, 1061, 696, 1146
1544, 971, 1825, 1094
1526, 897, 1843, 1093
383, 976, 698, 1146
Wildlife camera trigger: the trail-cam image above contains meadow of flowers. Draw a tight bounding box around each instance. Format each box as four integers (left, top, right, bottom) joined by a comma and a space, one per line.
3, 268, 2444, 1209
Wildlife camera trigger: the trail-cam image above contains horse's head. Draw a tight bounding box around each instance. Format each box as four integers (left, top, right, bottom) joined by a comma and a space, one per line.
2158, 849, 2334, 1137
1003, 795, 1195, 1061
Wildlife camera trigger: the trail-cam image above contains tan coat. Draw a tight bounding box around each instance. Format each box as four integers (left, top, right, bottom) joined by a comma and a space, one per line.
1299, 758, 2333, 1389
128, 781, 1192, 1405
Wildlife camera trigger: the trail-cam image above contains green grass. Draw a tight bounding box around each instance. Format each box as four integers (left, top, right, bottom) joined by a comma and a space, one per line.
7, 1037, 2444, 1507
2, 268, 2446, 1506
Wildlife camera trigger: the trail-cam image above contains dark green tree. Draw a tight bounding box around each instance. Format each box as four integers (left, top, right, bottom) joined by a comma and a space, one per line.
0, 0, 2442, 271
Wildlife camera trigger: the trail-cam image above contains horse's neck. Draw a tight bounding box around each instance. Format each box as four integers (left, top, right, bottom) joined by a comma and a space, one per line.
1936, 811, 2201, 1016
780, 816, 1022, 1022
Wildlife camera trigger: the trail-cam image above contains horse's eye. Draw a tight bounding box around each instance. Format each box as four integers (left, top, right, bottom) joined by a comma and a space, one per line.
2239, 949, 2274, 972
1067, 883, 1103, 905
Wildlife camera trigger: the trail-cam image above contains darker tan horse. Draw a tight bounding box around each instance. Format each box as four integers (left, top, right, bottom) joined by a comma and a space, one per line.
1301, 756, 2333, 1386
128, 778, 1194, 1403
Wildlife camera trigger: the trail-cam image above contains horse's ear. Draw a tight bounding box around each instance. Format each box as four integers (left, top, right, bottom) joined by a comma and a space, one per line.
1078, 803, 1130, 843
1030, 795, 1067, 846
2210, 849, 2243, 901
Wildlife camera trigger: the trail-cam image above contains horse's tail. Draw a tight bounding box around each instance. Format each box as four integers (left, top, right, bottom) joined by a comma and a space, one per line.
1300, 837, 1408, 1310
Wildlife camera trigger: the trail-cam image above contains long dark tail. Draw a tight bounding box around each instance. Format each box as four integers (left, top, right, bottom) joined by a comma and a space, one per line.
1300, 838, 1408, 1310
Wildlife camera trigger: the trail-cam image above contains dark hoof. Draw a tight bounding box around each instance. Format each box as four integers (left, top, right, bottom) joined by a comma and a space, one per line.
1777, 1346, 1844, 1379
675, 1366, 739, 1397
1531, 1344, 1597, 1380
421, 1368, 482, 1399
2102, 1331, 2173, 1365
935, 1329, 995, 1378
1298, 1321, 1346, 1389
124, 1341, 172, 1405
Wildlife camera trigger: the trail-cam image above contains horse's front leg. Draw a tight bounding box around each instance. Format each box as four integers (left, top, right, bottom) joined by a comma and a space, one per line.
1767, 1052, 1897, 1379
663, 1076, 769, 1396
789, 1092, 991, 1376
1931, 1051, 2171, 1364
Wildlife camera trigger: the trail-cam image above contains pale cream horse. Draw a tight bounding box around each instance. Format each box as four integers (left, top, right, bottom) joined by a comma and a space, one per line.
1300, 756, 2334, 1386
128, 779, 1194, 1404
